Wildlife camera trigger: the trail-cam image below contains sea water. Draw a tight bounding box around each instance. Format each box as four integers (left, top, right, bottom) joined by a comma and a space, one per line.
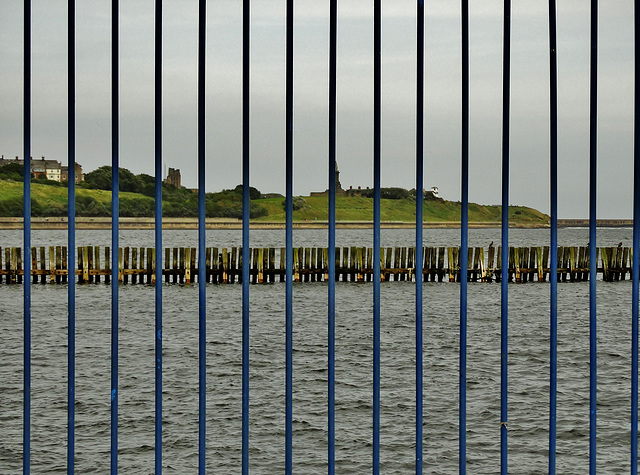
0, 227, 637, 473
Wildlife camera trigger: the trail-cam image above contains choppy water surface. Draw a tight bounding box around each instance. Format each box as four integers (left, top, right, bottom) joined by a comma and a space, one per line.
0, 228, 638, 473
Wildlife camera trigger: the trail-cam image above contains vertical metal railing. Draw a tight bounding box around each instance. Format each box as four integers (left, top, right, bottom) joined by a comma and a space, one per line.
415, 1, 424, 473
632, 3, 640, 473
500, 1, 511, 473
285, 1, 294, 474
549, 0, 559, 472
241, 1, 251, 472
327, 2, 337, 473
23, 2, 32, 474
588, 2, 598, 473
154, 1, 163, 473
67, 2, 76, 474
11, 2, 640, 473
633, 4, 640, 475
459, 2, 469, 472
197, 1, 207, 472
372, 1, 382, 473
110, 1, 120, 473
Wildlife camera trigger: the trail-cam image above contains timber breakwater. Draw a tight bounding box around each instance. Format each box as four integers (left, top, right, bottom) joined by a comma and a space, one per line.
0, 245, 634, 284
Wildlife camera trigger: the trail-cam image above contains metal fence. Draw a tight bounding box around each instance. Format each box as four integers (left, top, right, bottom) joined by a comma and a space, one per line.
11, 0, 640, 474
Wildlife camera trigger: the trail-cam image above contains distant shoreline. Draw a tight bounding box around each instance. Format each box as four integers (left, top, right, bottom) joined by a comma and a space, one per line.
0, 217, 633, 230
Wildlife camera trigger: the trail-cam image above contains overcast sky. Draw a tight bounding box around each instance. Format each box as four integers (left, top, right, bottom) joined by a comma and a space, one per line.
0, 0, 636, 218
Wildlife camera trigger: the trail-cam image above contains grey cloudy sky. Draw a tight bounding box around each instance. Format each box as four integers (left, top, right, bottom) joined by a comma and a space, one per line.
0, 0, 636, 218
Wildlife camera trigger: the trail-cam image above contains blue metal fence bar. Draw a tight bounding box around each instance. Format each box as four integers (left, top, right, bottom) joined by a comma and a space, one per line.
242, 1, 250, 472
197, 1, 206, 472
633, 3, 640, 472
632, 1, 640, 469
67, 1, 76, 472
460, 1, 469, 472
154, 0, 163, 472
588, 1, 598, 472
110, 1, 120, 472
23, 1, 32, 473
372, 0, 381, 472
328, 1, 337, 472
548, 0, 558, 472
415, 1, 424, 472
500, 1, 511, 472
285, 0, 294, 473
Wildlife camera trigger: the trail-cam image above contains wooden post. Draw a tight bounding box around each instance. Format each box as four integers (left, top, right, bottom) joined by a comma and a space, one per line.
528, 247, 536, 282
310, 248, 317, 282
62, 246, 68, 284
385, 247, 393, 282
269, 248, 276, 283
448, 247, 455, 282
514, 247, 522, 283
77, 246, 84, 284
407, 247, 414, 282
230, 247, 238, 284
149, 248, 155, 284
105, 247, 111, 284
118, 247, 124, 283
601, 247, 610, 282
537, 247, 544, 282
206, 248, 212, 283
190, 247, 196, 283
293, 247, 299, 282
281, 247, 287, 282
496, 246, 502, 283
622, 247, 629, 280
164, 248, 170, 283
257, 248, 264, 284
31, 246, 38, 284
569, 247, 577, 282
140, 247, 147, 283
185, 247, 192, 284
87, 246, 94, 284
81, 247, 89, 283
211, 247, 219, 283
123, 247, 130, 284
94, 246, 101, 283
521, 247, 529, 283
221, 248, 228, 283
131, 247, 138, 284
366, 247, 373, 282
16, 247, 23, 284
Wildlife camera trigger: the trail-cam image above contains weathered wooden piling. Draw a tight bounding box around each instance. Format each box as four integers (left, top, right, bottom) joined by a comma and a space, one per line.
0, 244, 636, 285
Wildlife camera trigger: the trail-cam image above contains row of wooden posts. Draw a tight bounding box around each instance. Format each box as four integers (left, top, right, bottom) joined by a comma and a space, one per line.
0, 245, 634, 285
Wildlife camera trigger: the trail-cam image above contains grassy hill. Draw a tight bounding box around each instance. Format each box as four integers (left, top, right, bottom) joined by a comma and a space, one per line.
0, 179, 549, 226
255, 195, 548, 225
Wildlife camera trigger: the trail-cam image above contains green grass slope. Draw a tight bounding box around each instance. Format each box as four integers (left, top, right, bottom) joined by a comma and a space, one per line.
0, 180, 549, 225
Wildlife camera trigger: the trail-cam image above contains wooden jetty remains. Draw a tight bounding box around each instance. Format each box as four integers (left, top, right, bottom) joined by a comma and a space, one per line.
0, 245, 634, 285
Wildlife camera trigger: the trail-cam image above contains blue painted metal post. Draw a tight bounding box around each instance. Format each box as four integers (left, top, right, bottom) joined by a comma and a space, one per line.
460, 1, 469, 473
415, 0, 424, 473
285, 0, 294, 473
633, 2, 640, 472
242, 1, 250, 473
23, 1, 32, 473
154, 0, 163, 473
500, 1, 511, 473
197, 1, 206, 473
67, 1, 76, 472
588, 2, 598, 473
548, 0, 558, 472
633, 0, 640, 466
373, 1, 381, 473
111, 1, 120, 473
328, 1, 337, 472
